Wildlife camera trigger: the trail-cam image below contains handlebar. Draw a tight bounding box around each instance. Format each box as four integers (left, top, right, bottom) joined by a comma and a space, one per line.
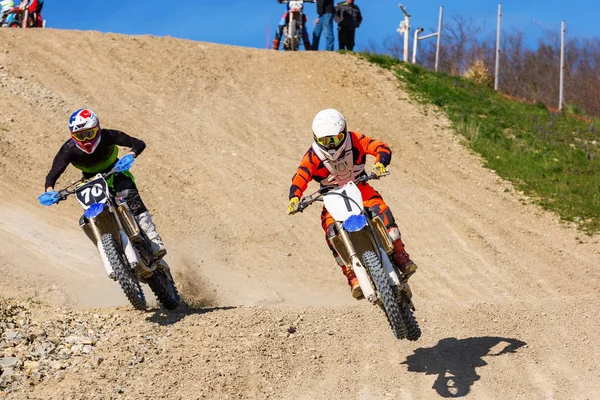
53, 167, 120, 203
290, 172, 388, 215
277, 0, 316, 3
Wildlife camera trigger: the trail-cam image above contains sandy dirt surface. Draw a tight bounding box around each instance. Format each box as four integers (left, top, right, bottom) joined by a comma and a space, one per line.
0, 29, 599, 399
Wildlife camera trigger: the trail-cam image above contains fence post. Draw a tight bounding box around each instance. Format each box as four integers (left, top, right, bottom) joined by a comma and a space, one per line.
494, 3, 502, 91
559, 20, 565, 111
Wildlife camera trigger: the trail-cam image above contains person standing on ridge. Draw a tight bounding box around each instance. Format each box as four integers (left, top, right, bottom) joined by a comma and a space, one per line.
335, 0, 362, 51
312, 0, 335, 51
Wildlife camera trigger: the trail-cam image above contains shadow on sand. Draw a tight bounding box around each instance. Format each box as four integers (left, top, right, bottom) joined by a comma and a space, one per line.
402, 336, 527, 398
145, 300, 236, 326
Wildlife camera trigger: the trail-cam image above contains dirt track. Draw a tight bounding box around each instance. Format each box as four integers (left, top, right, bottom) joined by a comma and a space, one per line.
1, 29, 599, 399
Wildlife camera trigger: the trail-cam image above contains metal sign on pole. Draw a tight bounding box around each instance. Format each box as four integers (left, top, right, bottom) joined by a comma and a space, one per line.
559, 20, 566, 111
397, 4, 411, 62
494, 3, 502, 91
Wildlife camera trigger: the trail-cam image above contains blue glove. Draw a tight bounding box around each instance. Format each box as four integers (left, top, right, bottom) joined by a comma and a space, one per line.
114, 154, 135, 172
38, 191, 60, 206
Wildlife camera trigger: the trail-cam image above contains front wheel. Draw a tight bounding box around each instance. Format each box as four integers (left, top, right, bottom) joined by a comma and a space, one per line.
147, 265, 180, 310
100, 233, 147, 310
363, 250, 407, 339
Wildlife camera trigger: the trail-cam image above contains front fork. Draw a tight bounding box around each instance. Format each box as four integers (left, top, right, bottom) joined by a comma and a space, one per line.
330, 218, 406, 304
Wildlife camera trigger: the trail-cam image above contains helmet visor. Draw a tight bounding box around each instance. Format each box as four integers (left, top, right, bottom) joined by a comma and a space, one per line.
315, 131, 346, 150
72, 126, 99, 142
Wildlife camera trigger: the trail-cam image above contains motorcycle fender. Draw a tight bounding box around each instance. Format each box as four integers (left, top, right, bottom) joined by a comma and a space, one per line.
80, 207, 120, 246
119, 230, 139, 268
351, 255, 376, 302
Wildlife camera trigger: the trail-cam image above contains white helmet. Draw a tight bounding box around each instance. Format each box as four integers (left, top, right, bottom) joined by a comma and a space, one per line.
312, 108, 348, 160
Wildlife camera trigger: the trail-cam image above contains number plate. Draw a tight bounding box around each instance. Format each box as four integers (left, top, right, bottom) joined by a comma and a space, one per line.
75, 175, 110, 210
289, 1, 303, 11
323, 181, 364, 222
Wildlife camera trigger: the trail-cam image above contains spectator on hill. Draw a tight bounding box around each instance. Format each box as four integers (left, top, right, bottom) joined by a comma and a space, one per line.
334, 0, 362, 51
312, 0, 335, 51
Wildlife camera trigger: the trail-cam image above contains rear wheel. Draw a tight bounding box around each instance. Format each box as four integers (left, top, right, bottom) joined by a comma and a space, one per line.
147, 264, 180, 310
363, 250, 407, 339
100, 233, 147, 310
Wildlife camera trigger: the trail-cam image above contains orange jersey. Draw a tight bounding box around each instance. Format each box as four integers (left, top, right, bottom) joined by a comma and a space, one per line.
289, 131, 391, 200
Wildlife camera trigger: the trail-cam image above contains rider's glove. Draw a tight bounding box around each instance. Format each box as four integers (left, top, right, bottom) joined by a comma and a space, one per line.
287, 197, 300, 215
373, 162, 387, 177
38, 191, 60, 206
114, 154, 135, 172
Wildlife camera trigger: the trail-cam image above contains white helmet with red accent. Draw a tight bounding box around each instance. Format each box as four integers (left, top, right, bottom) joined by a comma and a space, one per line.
312, 108, 349, 160
69, 108, 101, 154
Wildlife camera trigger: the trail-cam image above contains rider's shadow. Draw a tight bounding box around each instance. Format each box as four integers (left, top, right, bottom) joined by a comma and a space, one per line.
146, 302, 236, 326
402, 336, 527, 398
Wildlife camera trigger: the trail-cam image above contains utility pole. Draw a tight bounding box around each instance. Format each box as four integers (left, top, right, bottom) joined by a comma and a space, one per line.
435, 6, 443, 72
559, 20, 566, 111
494, 4, 502, 91
397, 4, 411, 62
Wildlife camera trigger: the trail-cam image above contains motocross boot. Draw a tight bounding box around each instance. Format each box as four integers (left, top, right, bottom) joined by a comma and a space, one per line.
272, 39, 280, 50
135, 211, 167, 259
340, 264, 364, 300
388, 225, 418, 280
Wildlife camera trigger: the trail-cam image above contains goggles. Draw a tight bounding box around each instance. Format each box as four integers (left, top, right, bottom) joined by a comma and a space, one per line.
315, 131, 345, 149
72, 126, 99, 142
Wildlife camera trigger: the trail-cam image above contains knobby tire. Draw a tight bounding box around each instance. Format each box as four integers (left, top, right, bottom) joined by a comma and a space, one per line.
147, 268, 181, 310
363, 250, 407, 339
100, 233, 147, 310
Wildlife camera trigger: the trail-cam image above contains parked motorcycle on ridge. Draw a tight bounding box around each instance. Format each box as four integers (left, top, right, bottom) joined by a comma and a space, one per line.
291, 173, 421, 340
1, 0, 42, 28
276, 0, 315, 51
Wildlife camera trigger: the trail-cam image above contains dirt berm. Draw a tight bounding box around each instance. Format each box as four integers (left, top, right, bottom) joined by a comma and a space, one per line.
0, 29, 599, 399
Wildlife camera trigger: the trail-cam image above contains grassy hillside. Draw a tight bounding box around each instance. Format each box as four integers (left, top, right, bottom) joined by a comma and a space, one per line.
362, 54, 600, 234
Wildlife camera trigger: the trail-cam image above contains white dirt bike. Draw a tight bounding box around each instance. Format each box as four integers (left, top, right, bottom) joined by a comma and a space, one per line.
52, 167, 180, 311
277, 0, 314, 51
292, 173, 421, 340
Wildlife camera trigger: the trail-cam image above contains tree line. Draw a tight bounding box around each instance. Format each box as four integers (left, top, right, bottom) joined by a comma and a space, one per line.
369, 16, 600, 118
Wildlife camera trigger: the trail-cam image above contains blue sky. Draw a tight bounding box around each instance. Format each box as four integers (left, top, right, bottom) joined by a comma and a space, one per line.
43, 1, 599, 50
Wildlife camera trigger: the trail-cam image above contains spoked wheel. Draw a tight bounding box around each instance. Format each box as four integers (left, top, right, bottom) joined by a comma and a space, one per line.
100, 233, 147, 310
147, 263, 180, 310
363, 250, 407, 339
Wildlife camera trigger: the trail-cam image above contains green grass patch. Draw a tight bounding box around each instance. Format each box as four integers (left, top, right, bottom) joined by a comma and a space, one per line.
360, 53, 600, 234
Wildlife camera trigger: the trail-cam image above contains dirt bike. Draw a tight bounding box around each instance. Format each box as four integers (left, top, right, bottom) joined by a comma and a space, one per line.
50, 167, 180, 311
277, 0, 315, 51
2, 0, 40, 28
292, 173, 421, 340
